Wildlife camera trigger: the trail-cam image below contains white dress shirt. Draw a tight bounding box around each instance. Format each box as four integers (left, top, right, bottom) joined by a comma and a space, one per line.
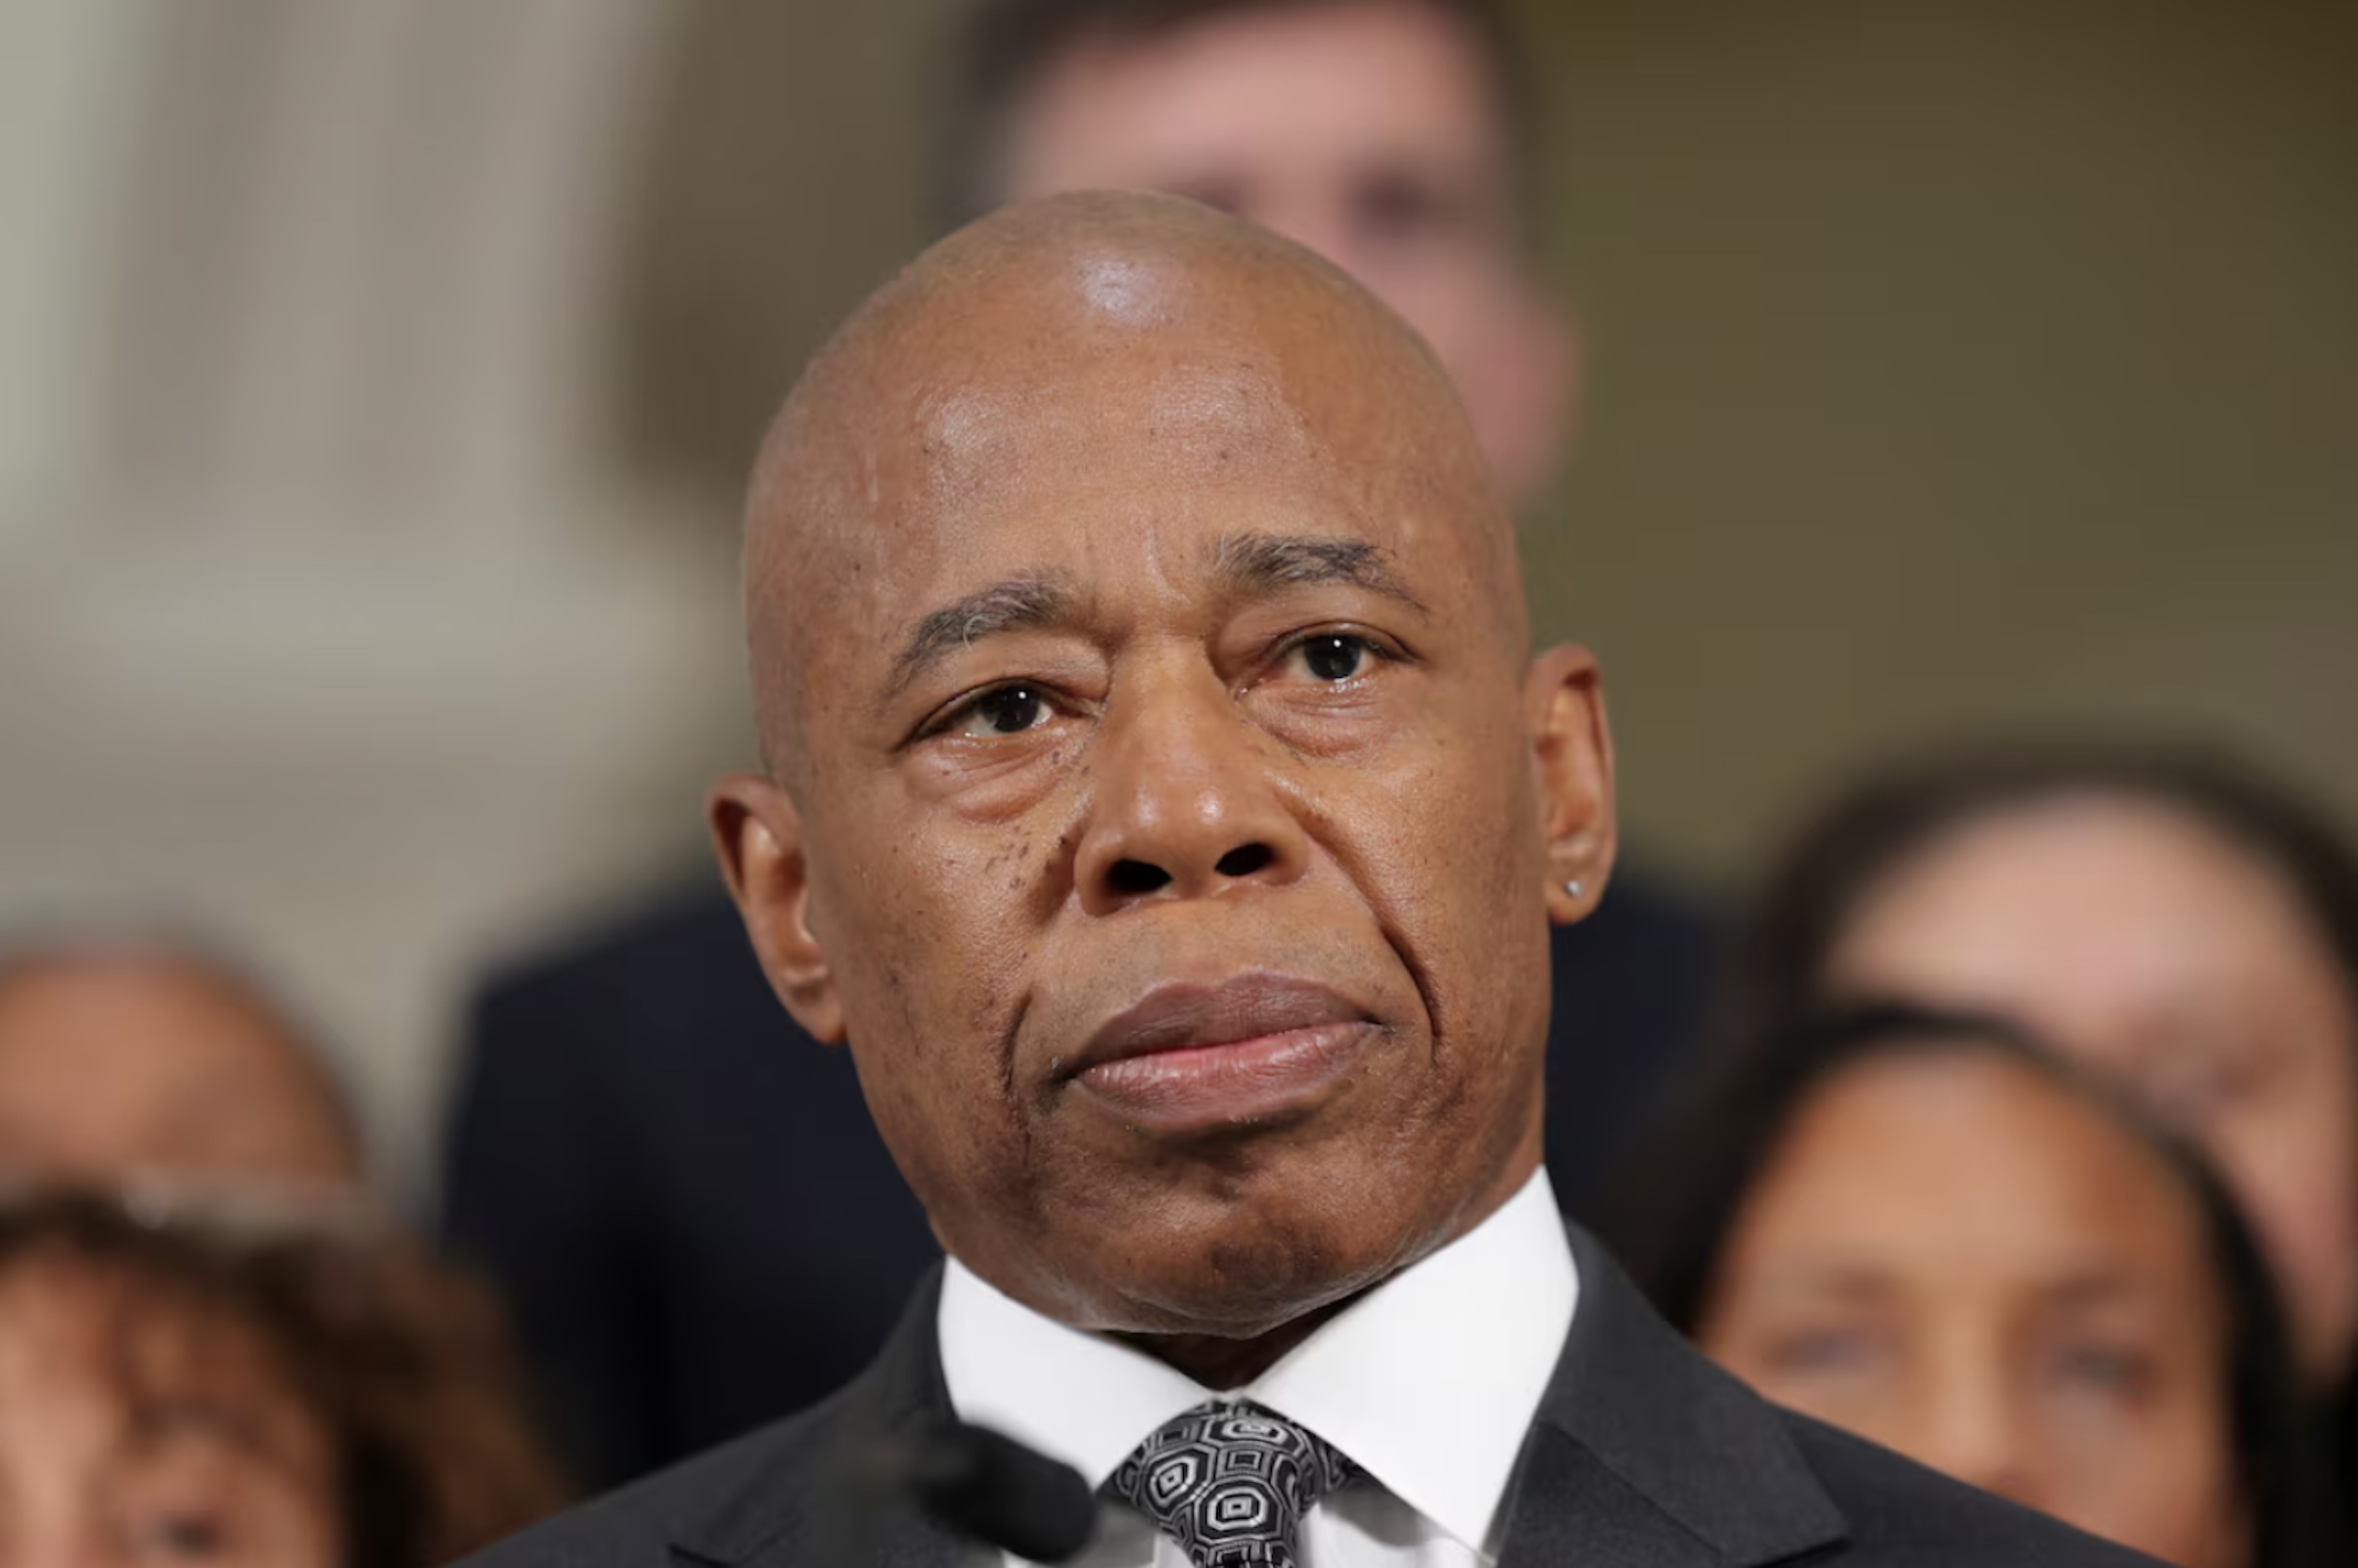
937, 1170, 1578, 1568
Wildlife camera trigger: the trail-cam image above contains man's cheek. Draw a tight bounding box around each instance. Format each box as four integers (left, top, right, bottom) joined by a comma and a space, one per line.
1387, 724, 1530, 874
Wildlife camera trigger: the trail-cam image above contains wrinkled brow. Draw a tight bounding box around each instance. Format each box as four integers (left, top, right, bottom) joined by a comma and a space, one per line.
885, 572, 1074, 698
1212, 532, 1429, 615
883, 536, 1426, 700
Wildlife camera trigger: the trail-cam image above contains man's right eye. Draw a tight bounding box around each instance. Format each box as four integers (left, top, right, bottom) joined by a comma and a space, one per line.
1352, 168, 1475, 246
949, 684, 1051, 739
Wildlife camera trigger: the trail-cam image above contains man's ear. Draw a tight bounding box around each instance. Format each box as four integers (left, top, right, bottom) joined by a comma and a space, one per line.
709, 773, 847, 1045
1523, 644, 1616, 924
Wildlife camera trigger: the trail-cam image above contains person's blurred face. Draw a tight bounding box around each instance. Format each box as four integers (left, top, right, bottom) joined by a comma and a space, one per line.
1698, 1048, 2249, 1568
0, 1254, 341, 1568
1826, 796, 2358, 1387
1002, 0, 1570, 502
0, 960, 356, 1190
713, 203, 1612, 1355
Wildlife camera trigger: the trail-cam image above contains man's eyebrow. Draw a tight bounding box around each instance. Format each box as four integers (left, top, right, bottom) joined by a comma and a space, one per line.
1211, 532, 1429, 615
886, 572, 1074, 698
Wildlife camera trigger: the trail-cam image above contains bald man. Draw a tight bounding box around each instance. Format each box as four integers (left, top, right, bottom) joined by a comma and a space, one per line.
449, 0, 1717, 1487
0, 939, 360, 1191
469, 196, 2142, 1568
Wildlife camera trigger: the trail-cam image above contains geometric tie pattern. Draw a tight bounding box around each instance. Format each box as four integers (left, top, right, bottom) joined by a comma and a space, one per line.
1106, 1400, 1355, 1568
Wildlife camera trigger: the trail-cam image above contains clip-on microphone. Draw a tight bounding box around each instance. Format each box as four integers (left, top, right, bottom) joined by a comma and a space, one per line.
836, 1417, 1098, 1565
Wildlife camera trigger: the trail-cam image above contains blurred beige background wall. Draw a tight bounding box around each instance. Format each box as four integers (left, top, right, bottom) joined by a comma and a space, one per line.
1526, 0, 2358, 869
0, 0, 2349, 1192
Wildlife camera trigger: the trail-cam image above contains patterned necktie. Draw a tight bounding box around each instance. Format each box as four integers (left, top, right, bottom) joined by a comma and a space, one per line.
1107, 1400, 1354, 1568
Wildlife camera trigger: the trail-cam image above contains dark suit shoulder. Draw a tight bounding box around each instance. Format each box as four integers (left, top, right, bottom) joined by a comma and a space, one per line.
455, 1272, 948, 1568
454, 1403, 824, 1568
1782, 1411, 2163, 1565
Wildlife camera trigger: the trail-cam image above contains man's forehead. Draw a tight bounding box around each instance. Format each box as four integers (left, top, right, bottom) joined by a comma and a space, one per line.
759, 194, 1459, 509
806, 279, 1451, 601
906, 355, 1318, 494
743, 193, 1518, 746
833, 341, 1467, 605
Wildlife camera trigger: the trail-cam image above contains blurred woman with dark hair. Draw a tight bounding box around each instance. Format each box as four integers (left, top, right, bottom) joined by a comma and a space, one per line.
0, 1189, 565, 1567
1609, 1003, 2322, 1568
1729, 742, 2358, 1405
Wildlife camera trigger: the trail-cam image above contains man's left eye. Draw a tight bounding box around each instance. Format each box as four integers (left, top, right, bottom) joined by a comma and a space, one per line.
947, 684, 1052, 739
1289, 634, 1375, 683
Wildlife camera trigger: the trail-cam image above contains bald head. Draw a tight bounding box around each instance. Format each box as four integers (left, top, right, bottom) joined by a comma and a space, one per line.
0, 943, 360, 1189
745, 191, 1520, 778
711, 190, 1611, 1366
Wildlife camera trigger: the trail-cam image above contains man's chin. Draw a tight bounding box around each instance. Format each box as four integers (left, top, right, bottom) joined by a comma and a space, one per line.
930, 1122, 1508, 1341
1047, 1202, 1425, 1342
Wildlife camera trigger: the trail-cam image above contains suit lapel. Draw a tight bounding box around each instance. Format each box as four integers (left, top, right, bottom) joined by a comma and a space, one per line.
671, 1267, 965, 1568
1497, 1228, 1850, 1568
665, 1229, 1848, 1568
1496, 1423, 1729, 1568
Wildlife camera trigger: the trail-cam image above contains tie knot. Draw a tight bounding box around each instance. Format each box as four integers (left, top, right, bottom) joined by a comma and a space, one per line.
1107, 1401, 1353, 1568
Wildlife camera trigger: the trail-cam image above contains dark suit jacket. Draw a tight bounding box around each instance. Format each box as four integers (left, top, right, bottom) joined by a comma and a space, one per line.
442, 874, 1717, 1487
461, 1227, 2156, 1568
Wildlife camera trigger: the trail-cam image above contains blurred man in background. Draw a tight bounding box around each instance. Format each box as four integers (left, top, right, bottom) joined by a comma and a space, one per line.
941, 0, 1571, 501
0, 934, 361, 1194
0, 936, 577, 1553
445, 0, 1719, 1488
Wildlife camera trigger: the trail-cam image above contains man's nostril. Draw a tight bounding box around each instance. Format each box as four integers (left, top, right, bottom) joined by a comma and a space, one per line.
1108, 859, 1172, 896
1215, 843, 1275, 878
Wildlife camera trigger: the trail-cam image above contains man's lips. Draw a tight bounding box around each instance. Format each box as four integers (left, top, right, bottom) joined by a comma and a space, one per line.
1061, 973, 1379, 1130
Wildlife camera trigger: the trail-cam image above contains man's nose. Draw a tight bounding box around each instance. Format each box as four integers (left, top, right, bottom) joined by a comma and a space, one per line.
1073, 667, 1310, 915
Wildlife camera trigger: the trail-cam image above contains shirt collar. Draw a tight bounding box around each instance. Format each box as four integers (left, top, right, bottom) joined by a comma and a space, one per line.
937, 1170, 1578, 1556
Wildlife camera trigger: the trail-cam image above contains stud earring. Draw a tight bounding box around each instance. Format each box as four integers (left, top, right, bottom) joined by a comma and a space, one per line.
1562, 879, 1584, 900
